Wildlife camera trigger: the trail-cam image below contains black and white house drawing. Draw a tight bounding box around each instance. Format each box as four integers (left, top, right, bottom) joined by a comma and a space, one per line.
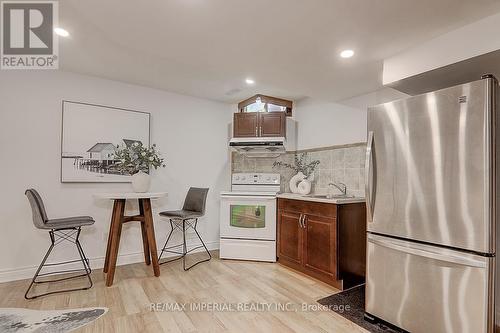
66, 140, 144, 177
87, 143, 115, 160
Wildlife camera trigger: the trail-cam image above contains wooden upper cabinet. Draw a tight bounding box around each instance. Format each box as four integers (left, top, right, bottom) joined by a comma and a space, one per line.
233, 112, 286, 138
233, 94, 291, 138
233, 113, 259, 137
260, 112, 286, 137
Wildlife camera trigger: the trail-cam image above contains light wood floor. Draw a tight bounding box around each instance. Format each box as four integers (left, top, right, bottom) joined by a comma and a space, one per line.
0, 252, 368, 333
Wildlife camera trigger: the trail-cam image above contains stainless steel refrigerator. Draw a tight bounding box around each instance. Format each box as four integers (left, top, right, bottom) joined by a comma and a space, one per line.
365, 75, 499, 333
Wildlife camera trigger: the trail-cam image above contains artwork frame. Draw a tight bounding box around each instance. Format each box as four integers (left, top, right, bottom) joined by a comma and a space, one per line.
60, 100, 151, 183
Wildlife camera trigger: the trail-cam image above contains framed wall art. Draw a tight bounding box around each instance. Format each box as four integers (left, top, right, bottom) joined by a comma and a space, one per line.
61, 101, 150, 183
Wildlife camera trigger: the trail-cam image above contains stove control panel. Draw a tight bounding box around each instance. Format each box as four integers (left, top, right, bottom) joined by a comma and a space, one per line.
232, 173, 280, 185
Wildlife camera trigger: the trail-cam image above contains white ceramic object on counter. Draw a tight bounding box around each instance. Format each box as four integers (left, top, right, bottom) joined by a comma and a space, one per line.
297, 179, 312, 195
298, 172, 314, 195
289, 172, 306, 194
131, 171, 151, 192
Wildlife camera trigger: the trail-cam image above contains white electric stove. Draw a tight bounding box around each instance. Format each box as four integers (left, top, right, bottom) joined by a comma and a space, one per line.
220, 173, 280, 262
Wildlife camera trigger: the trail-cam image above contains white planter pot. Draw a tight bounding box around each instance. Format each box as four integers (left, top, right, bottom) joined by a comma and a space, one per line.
131, 171, 151, 193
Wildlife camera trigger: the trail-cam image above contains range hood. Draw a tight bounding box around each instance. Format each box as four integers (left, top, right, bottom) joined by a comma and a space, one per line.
229, 137, 286, 155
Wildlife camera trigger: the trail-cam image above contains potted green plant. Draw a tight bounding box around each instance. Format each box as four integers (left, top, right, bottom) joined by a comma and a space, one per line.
114, 142, 165, 192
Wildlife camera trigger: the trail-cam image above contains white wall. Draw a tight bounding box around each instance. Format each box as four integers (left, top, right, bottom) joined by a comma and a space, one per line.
0, 70, 232, 282
293, 98, 367, 150
383, 12, 500, 84
340, 87, 409, 110
293, 88, 409, 150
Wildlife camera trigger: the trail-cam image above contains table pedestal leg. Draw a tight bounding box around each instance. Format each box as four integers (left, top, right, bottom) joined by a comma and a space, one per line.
141, 198, 160, 277
105, 199, 125, 287
139, 200, 151, 265
103, 200, 118, 273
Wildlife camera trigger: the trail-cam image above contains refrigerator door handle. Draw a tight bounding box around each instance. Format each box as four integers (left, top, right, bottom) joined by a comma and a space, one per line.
368, 235, 486, 268
365, 131, 375, 222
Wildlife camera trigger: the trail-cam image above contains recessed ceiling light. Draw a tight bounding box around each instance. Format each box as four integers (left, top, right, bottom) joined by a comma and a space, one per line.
245, 78, 255, 85
340, 49, 354, 58
54, 27, 69, 37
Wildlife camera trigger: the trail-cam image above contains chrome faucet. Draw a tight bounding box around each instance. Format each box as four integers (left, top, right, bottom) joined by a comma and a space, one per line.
329, 182, 347, 196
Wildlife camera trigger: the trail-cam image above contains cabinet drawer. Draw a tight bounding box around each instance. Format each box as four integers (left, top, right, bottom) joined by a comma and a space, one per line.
278, 198, 336, 218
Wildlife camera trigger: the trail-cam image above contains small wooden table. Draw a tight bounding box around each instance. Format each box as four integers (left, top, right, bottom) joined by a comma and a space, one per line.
94, 192, 167, 286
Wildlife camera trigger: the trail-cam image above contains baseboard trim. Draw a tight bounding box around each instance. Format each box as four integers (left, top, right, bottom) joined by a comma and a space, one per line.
0, 240, 219, 283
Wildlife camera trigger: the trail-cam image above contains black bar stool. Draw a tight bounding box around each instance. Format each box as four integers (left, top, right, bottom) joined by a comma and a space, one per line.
24, 189, 94, 299
158, 187, 211, 270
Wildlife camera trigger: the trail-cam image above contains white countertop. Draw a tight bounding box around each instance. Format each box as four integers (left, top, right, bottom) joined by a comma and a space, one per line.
276, 192, 365, 205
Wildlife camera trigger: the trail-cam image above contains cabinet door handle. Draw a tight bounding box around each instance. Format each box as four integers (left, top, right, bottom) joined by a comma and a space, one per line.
303, 215, 307, 228
259, 126, 262, 136
255, 126, 258, 136
299, 214, 304, 227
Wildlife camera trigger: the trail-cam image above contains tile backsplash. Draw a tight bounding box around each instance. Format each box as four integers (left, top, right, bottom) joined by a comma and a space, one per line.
232, 143, 366, 197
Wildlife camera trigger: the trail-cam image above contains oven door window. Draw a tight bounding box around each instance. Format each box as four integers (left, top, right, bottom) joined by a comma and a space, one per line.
230, 205, 266, 228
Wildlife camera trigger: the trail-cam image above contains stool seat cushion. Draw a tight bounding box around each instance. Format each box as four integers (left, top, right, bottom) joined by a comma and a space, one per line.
44, 216, 95, 229
159, 210, 202, 219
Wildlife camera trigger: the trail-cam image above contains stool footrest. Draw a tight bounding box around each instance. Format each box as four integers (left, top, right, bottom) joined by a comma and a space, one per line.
25, 227, 93, 299
158, 218, 211, 270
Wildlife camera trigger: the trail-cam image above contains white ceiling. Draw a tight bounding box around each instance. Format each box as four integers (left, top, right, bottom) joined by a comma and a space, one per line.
59, 0, 500, 103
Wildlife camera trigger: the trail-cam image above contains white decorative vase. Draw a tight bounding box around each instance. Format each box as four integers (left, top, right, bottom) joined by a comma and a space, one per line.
131, 171, 150, 193
297, 179, 312, 195
289, 172, 306, 194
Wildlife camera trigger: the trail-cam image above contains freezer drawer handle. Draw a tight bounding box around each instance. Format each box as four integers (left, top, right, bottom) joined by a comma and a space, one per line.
365, 131, 375, 222
368, 236, 486, 268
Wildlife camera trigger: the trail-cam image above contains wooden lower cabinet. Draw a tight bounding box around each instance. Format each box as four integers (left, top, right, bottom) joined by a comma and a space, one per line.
277, 211, 303, 265
303, 214, 336, 279
277, 198, 366, 290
